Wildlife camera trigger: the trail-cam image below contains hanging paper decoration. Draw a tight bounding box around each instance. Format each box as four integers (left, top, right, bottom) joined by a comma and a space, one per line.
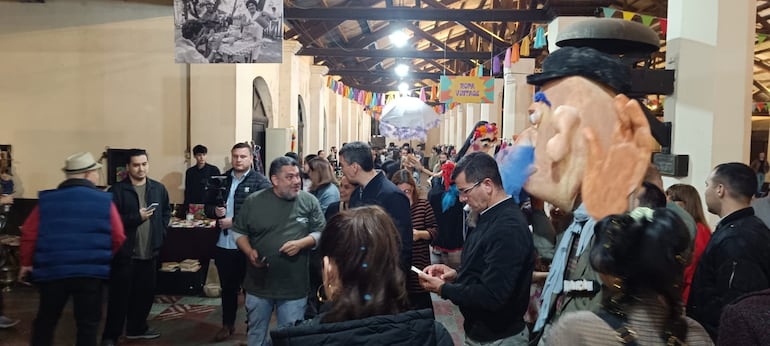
534, 27, 546, 49
640, 14, 654, 26
659, 19, 668, 35
622, 11, 635, 21
504, 47, 512, 69
759, 34, 769, 44
431, 86, 438, 101
759, 102, 766, 112
520, 36, 531, 56
602, 7, 616, 18
420, 87, 427, 102
492, 56, 500, 75
477, 65, 484, 77
511, 43, 520, 64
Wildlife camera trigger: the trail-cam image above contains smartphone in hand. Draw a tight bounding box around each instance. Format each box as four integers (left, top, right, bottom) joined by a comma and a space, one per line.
146, 202, 159, 211
411, 265, 424, 276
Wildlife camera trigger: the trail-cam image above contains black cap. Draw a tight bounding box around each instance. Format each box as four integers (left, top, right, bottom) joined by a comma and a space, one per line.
526, 46, 631, 94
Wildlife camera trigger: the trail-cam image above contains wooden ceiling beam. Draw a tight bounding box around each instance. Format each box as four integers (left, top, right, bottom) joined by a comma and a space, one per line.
298, 48, 498, 59
283, 7, 551, 22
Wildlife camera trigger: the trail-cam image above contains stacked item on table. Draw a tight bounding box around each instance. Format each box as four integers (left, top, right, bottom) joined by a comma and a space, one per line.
179, 259, 201, 272
160, 262, 180, 272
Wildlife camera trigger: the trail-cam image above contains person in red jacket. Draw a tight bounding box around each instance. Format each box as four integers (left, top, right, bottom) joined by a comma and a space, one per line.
19, 152, 125, 346
665, 183, 712, 305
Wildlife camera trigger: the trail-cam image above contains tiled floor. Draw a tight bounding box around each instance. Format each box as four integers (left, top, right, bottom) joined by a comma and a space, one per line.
0, 286, 465, 345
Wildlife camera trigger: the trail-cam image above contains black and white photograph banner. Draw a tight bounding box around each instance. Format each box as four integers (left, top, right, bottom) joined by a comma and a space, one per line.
174, 0, 283, 64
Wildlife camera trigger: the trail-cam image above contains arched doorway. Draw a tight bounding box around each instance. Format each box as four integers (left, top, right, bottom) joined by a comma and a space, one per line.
253, 77, 273, 173
297, 96, 306, 159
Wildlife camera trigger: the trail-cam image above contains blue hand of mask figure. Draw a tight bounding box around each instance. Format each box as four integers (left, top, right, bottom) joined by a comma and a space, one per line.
495, 145, 535, 203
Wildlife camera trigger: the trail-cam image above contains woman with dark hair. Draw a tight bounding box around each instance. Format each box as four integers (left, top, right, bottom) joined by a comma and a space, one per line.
306, 157, 339, 215
665, 183, 712, 305
323, 176, 355, 220
545, 207, 713, 345
270, 206, 452, 345
391, 169, 438, 311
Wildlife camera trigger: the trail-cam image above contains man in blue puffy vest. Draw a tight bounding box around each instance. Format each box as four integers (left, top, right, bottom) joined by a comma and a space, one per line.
19, 151, 126, 346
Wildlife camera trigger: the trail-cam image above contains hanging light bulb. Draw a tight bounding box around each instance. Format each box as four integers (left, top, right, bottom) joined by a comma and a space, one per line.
395, 64, 409, 77
390, 29, 409, 48
398, 82, 409, 95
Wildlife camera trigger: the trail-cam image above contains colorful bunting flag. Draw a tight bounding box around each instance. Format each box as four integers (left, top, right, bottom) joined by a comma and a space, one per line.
477, 65, 484, 77
759, 34, 768, 44
534, 27, 546, 49
520, 37, 531, 56
492, 56, 500, 75
602, 7, 616, 18
511, 43, 520, 64
622, 11, 635, 21
659, 19, 668, 35
641, 14, 654, 26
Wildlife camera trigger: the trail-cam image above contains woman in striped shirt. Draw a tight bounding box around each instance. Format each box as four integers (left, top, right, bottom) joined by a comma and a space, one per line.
391, 169, 438, 311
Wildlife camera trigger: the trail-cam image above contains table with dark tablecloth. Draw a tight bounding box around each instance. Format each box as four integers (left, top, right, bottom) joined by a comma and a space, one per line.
156, 222, 220, 296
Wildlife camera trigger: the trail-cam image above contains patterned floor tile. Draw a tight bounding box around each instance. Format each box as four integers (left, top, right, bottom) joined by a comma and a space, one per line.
154, 304, 218, 321
176, 296, 220, 305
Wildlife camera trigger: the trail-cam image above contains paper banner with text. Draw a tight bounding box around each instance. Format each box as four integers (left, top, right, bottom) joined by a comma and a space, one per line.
439, 76, 495, 104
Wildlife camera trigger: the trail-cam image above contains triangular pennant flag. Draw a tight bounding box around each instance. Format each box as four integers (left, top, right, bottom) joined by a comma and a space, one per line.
759, 34, 768, 44
492, 56, 500, 75
512, 43, 520, 63
431, 86, 437, 101
420, 87, 427, 102
659, 19, 668, 35
504, 47, 511, 69
477, 65, 484, 77
760, 102, 767, 112
534, 27, 546, 49
622, 11, 635, 21
641, 14, 654, 26
602, 7, 616, 18
520, 37, 531, 56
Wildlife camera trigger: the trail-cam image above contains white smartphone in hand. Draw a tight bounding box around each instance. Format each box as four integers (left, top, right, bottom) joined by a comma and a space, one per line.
146, 202, 159, 211
411, 265, 424, 275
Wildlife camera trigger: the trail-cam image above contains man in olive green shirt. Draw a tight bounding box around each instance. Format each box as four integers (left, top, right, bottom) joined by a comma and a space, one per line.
232, 156, 325, 346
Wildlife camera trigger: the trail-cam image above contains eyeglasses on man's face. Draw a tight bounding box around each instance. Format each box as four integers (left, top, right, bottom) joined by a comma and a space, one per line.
458, 180, 482, 195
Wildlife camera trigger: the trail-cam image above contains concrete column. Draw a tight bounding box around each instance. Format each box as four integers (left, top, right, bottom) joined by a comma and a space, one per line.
466, 104, 480, 133
276, 40, 303, 128
455, 106, 465, 145
664, 0, 755, 226
501, 58, 535, 140
308, 65, 328, 154
327, 92, 339, 150
441, 116, 449, 145
447, 109, 456, 147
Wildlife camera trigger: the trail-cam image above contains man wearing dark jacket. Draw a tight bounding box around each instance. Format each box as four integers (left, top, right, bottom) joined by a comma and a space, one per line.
102, 149, 170, 345
205, 142, 271, 341
183, 144, 220, 214
419, 152, 534, 345
688, 162, 770, 340
19, 152, 125, 345
340, 141, 412, 273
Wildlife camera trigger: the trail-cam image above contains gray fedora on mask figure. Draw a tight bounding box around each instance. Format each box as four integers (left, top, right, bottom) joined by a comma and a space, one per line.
526, 46, 632, 94
62, 152, 102, 174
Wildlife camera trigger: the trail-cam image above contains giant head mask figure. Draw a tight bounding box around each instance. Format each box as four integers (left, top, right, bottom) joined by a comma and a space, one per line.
523, 47, 652, 219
